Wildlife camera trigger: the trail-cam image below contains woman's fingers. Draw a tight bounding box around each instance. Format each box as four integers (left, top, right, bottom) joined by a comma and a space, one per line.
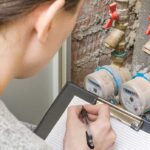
88, 114, 98, 121
67, 104, 110, 124
84, 104, 110, 116
67, 104, 110, 123
67, 105, 83, 117
84, 104, 110, 122
98, 104, 110, 121
66, 105, 85, 128
83, 104, 101, 115
67, 105, 83, 124
66, 104, 116, 150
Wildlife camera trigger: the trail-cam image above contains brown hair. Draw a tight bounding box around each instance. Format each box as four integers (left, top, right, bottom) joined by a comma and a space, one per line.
0, 0, 80, 24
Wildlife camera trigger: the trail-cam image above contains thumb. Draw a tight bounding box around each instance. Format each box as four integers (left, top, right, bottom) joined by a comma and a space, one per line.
67, 105, 83, 117
67, 105, 83, 124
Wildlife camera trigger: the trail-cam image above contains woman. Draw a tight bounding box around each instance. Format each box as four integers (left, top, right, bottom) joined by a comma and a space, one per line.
0, 0, 116, 149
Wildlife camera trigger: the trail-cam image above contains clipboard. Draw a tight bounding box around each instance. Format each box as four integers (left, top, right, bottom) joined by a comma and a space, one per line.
34, 82, 150, 139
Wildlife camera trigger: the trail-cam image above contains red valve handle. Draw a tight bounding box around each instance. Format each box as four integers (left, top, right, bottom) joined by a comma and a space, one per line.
145, 16, 150, 35
104, 2, 119, 29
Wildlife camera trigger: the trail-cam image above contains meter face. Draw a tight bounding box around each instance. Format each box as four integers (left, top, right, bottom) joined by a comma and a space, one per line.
85, 79, 103, 97
122, 88, 142, 115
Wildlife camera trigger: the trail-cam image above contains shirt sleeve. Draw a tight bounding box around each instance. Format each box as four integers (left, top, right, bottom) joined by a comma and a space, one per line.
0, 100, 52, 150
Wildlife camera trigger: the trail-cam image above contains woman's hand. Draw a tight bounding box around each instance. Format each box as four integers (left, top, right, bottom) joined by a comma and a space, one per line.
64, 104, 116, 150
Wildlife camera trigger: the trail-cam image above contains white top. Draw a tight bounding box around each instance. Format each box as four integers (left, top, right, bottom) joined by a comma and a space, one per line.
0, 100, 51, 150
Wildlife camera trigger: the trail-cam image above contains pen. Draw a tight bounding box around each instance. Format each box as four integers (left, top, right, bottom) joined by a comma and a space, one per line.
81, 106, 95, 149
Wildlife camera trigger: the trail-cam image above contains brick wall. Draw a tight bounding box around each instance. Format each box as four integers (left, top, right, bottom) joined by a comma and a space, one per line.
71, 0, 140, 87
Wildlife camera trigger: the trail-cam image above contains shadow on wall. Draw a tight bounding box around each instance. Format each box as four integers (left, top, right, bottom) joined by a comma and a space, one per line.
0, 64, 54, 125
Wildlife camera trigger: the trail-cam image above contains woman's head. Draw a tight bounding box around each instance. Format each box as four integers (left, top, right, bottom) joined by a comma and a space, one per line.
0, 0, 80, 24
0, 0, 84, 94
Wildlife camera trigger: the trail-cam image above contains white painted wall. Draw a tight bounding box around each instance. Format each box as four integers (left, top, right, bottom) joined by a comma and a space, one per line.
0, 53, 60, 125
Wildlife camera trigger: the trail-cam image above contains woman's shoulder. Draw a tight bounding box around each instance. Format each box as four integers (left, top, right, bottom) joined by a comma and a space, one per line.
0, 100, 52, 150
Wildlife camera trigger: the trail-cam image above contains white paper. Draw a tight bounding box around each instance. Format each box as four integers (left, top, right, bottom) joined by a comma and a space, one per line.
45, 96, 150, 150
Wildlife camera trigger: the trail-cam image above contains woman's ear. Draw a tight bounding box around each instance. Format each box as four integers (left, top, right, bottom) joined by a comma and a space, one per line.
35, 0, 65, 42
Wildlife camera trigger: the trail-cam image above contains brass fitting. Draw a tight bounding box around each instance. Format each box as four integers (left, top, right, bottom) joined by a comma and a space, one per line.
104, 0, 129, 66
104, 28, 125, 49
116, 0, 129, 8
116, 36, 126, 51
111, 50, 128, 65
115, 22, 128, 31
143, 39, 150, 55
116, 0, 129, 29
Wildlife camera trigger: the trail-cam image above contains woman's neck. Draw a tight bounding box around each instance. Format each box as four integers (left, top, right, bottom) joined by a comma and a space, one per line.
0, 24, 26, 94
0, 37, 16, 94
